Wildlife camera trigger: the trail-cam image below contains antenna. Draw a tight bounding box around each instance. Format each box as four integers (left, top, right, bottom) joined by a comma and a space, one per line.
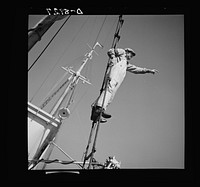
50, 41, 103, 117
29, 42, 103, 170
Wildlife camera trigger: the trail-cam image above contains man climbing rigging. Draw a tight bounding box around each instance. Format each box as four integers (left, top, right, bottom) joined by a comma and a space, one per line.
90, 47, 158, 123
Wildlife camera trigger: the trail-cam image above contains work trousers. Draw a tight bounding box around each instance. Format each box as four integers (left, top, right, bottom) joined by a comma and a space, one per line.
96, 78, 121, 110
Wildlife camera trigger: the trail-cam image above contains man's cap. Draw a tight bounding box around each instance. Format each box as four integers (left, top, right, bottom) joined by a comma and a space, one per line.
125, 48, 136, 56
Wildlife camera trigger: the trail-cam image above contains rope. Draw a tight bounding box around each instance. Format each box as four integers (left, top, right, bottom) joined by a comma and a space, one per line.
102, 16, 118, 48
39, 16, 106, 109
87, 15, 124, 169
43, 71, 69, 103
30, 16, 109, 170
99, 15, 124, 94
28, 15, 71, 72
92, 15, 107, 47
29, 16, 89, 103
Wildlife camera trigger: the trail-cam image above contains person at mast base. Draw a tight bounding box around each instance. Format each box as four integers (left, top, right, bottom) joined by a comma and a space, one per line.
90, 47, 158, 123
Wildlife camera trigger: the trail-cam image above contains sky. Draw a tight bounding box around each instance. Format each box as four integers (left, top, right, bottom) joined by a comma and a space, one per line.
28, 14, 184, 169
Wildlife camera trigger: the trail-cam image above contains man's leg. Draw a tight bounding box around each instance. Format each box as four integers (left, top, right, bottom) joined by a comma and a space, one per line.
90, 104, 107, 123
90, 90, 112, 122
96, 89, 112, 111
90, 78, 119, 122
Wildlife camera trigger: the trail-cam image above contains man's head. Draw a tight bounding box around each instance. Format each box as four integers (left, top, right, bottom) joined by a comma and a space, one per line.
125, 48, 136, 60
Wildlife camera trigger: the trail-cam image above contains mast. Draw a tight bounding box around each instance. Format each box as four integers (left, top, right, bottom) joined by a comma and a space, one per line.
28, 42, 103, 170
50, 42, 102, 117
82, 15, 124, 169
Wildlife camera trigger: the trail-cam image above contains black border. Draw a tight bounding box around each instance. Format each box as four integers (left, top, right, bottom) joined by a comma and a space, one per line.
6, 5, 196, 184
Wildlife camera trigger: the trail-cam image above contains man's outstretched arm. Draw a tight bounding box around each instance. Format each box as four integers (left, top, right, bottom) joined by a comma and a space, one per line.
127, 63, 158, 74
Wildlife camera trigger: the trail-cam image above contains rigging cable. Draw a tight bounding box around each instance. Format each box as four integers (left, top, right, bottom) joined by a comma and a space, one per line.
31, 16, 109, 170
28, 15, 71, 72
67, 15, 108, 117
29, 16, 90, 103
100, 15, 124, 94
86, 15, 124, 169
28, 17, 91, 169
40, 15, 107, 109
92, 15, 107, 47
102, 16, 118, 48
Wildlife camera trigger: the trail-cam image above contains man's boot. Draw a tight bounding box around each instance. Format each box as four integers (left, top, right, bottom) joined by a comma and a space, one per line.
98, 117, 107, 123
90, 105, 111, 122
95, 106, 112, 119
90, 105, 99, 122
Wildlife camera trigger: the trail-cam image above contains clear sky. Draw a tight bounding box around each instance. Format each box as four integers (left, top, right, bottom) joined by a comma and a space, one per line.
28, 14, 184, 169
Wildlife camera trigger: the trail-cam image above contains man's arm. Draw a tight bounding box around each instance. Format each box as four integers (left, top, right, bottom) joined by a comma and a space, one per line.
107, 48, 125, 59
127, 63, 158, 74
